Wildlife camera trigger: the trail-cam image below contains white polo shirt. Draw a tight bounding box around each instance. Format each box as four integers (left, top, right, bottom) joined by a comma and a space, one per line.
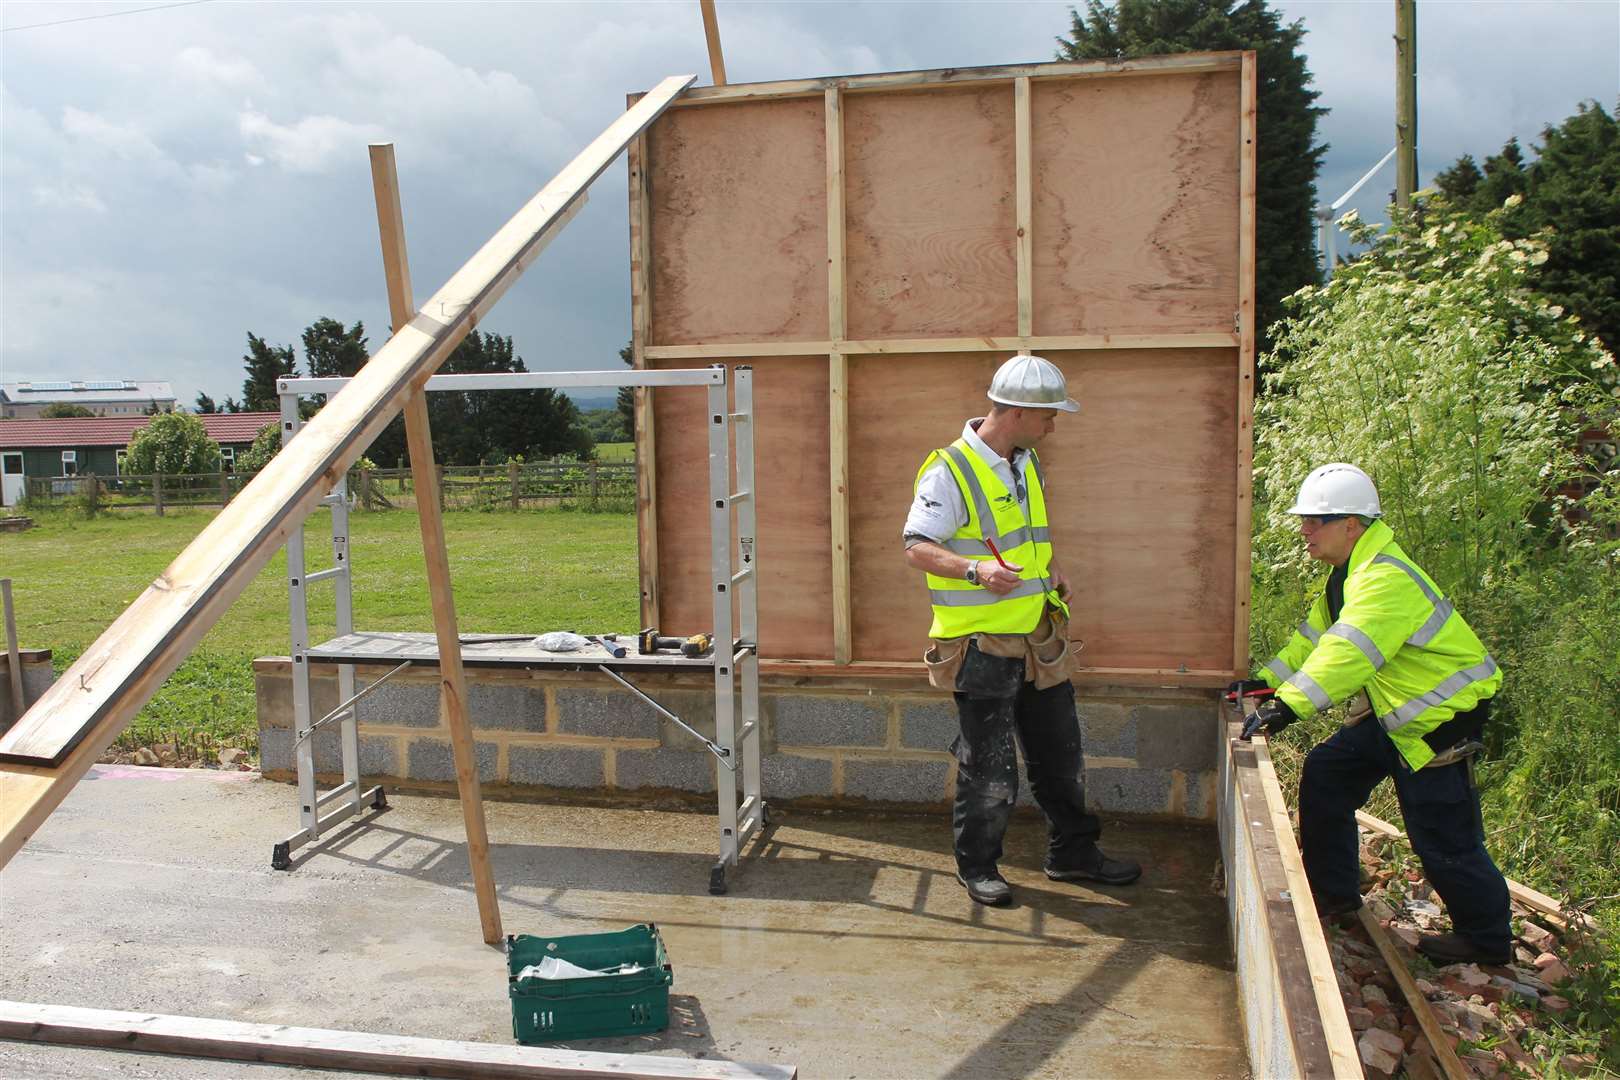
903, 418, 1033, 546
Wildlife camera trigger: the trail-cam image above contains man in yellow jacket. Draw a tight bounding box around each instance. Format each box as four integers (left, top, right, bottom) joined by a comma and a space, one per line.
904, 354, 1139, 906
1235, 463, 1511, 964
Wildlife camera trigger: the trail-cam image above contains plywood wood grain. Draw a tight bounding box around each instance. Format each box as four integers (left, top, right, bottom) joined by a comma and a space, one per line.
844, 87, 1017, 340
848, 350, 1236, 668
651, 357, 833, 660
1031, 72, 1240, 336
646, 99, 828, 345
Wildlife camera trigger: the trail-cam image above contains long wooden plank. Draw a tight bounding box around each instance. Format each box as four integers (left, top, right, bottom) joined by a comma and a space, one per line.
1252, 733, 1363, 1077
0, 75, 696, 869
0, 1000, 796, 1080
1358, 907, 1470, 1080
1014, 76, 1033, 341
1234, 51, 1257, 675
644, 332, 1238, 359
370, 142, 501, 945
668, 52, 1245, 106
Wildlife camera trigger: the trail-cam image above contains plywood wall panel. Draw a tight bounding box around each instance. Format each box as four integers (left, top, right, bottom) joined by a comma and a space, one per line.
848, 350, 1236, 669
1031, 72, 1240, 336
844, 88, 1018, 340
646, 100, 828, 345
650, 357, 834, 660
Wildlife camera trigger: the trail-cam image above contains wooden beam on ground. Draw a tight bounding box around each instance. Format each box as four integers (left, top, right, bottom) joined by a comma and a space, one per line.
0, 74, 695, 872
1233, 51, 1257, 676
1013, 76, 1033, 342
1355, 809, 1600, 933
698, 0, 727, 86
826, 87, 851, 666
0, 1000, 796, 1080
1358, 906, 1470, 1080
370, 142, 501, 945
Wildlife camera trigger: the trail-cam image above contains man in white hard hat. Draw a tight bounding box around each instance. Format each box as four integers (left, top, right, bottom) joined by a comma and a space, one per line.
902, 354, 1140, 907
1231, 463, 1512, 964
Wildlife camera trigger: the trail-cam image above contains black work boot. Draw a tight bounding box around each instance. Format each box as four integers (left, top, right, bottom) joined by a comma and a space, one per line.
956, 870, 1013, 906
1045, 847, 1142, 886
1416, 932, 1511, 966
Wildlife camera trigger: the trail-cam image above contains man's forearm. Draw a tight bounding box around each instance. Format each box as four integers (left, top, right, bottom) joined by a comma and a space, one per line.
905, 539, 971, 580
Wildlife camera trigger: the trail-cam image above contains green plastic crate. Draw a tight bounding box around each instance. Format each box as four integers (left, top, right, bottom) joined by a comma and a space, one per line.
506, 923, 674, 1043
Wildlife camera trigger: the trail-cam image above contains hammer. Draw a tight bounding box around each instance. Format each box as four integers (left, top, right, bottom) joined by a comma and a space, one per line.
638, 628, 715, 657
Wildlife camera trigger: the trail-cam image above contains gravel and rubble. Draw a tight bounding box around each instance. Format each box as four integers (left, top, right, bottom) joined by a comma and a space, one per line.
1324, 828, 1606, 1079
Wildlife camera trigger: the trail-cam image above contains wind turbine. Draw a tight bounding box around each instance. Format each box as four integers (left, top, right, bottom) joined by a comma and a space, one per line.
1317, 146, 1397, 279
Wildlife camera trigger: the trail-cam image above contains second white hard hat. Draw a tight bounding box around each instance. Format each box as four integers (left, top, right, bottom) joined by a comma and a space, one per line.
988, 354, 1079, 412
1287, 463, 1382, 517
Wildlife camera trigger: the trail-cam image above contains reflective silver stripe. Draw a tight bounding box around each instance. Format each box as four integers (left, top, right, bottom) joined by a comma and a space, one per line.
929, 578, 1048, 607
1286, 670, 1334, 711
942, 525, 1050, 557
1297, 620, 1321, 645
942, 445, 996, 536
1029, 451, 1047, 491
1373, 553, 1441, 604
1407, 599, 1455, 646
1326, 621, 1386, 669
1380, 656, 1499, 732
1264, 657, 1293, 682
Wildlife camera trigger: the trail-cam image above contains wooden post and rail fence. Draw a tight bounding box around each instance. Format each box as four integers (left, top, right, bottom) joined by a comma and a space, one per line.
20, 460, 636, 516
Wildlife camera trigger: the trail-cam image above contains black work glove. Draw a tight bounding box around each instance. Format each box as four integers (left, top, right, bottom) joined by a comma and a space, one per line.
1241, 696, 1296, 741
1224, 679, 1273, 705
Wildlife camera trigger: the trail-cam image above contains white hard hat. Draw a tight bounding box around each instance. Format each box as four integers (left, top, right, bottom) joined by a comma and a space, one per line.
1287, 463, 1382, 517
988, 354, 1079, 412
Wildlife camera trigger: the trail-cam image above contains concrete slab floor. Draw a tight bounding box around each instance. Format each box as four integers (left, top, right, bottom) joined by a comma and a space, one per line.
0, 766, 1245, 1079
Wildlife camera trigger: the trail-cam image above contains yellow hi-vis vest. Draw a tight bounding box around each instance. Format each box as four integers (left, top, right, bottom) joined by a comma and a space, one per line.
915, 438, 1069, 639
1258, 519, 1502, 770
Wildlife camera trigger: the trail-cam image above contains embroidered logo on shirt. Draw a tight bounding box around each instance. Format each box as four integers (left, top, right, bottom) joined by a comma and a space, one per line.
919, 496, 943, 509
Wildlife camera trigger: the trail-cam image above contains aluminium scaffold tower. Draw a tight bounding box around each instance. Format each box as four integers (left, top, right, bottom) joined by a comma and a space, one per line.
272, 364, 766, 894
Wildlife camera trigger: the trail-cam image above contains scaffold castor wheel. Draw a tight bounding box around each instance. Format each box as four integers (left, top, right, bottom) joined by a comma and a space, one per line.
709, 863, 729, 895
271, 842, 291, 871
371, 788, 389, 810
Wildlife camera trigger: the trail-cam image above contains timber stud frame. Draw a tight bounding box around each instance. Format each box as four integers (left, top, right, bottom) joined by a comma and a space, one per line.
631, 51, 1258, 687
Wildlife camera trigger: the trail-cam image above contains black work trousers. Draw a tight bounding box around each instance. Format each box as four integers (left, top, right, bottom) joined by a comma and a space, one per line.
950, 642, 1101, 877
1298, 714, 1511, 951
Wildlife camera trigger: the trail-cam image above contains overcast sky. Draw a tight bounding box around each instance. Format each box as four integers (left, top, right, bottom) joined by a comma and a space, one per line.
2, 0, 1616, 408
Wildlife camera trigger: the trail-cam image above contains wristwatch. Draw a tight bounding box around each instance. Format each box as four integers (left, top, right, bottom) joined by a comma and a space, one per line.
965, 562, 980, 585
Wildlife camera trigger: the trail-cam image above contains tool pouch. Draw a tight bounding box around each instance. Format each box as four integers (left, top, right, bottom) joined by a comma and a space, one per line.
1342, 690, 1373, 727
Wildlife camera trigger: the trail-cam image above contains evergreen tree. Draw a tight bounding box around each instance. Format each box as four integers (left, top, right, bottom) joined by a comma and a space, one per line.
1434, 102, 1618, 356
40, 403, 96, 418
364, 330, 594, 466
194, 392, 218, 414
241, 333, 296, 413
1056, 0, 1327, 355
221, 396, 243, 414
616, 341, 635, 442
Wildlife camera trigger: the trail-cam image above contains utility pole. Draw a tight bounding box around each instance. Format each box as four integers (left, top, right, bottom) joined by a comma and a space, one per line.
1394, 0, 1418, 208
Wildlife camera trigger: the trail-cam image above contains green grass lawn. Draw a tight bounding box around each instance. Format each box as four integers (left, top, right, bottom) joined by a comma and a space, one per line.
595, 442, 635, 463
2, 506, 638, 753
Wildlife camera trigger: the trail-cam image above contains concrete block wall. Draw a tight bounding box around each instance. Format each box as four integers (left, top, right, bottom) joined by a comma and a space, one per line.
253, 659, 1220, 820
0, 649, 56, 734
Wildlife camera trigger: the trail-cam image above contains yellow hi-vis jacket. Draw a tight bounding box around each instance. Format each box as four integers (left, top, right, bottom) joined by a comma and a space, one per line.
915, 438, 1069, 639
1258, 519, 1501, 770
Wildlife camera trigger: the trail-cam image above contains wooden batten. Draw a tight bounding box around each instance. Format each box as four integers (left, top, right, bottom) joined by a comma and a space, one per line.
0, 1000, 797, 1080
1233, 51, 1258, 675
629, 128, 662, 630
0, 74, 696, 871
1014, 76, 1033, 340
644, 332, 1238, 360
698, 0, 727, 86
668, 51, 1246, 107
371, 142, 501, 945
826, 87, 853, 665
1358, 908, 1471, 1080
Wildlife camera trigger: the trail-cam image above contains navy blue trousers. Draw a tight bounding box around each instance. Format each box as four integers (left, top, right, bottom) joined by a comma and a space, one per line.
1298, 716, 1511, 951
950, 642, 1101, 877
